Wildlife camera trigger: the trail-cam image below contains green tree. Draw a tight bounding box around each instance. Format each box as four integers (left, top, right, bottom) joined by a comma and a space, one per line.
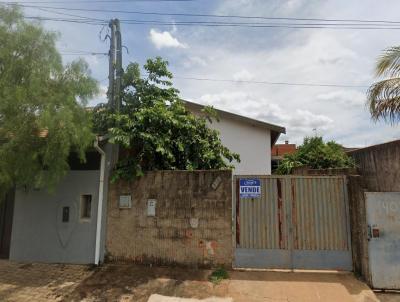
0, 6, 98, 192
276, 136, 355, 174
368, 46, 400, 123
93, 57, 239, 180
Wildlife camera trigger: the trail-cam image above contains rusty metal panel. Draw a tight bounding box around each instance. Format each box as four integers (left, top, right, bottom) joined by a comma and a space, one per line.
238, 178, 282, 249
234, 175, 352, 270
291, 177, 349, 251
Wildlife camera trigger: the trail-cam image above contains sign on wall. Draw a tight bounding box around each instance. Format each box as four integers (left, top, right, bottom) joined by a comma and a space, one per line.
239, 178, 261, 198
147, 199, 156, 216
119, 195, 132, 209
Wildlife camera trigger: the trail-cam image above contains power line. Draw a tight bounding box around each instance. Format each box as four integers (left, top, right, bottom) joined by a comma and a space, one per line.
118, 19, 400, 29
6, 3, 400, 29
173, 76, 369, 88
20, 15, 400, 30
17, 16, 400, 30
31, 6, 106, 22
8, 3, 400, 25
118, 20, 400, 30
24, 15, 106, 25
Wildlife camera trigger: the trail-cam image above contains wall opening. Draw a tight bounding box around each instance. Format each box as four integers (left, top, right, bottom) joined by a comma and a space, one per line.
80, 195, 92, 220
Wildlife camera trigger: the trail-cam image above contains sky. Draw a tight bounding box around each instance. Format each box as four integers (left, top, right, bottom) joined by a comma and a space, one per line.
14, 0, 400, 146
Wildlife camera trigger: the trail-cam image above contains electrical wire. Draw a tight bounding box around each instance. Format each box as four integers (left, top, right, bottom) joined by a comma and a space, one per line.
173, 76, 369, 88
4, 3, 400, 30
19, 16, 400, 30
6, 3, 400, 25
118, 20, 400, 30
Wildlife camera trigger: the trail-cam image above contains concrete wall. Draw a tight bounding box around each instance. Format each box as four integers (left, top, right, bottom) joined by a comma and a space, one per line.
347, 176, 370, 283
349, 140, 400, 191
106, 170, 233, 267
189, 107, 272, 175
292, 167, 357, 176
10, 171, 100, 264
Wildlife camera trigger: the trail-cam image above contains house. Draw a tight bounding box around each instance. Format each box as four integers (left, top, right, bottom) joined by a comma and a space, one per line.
184, 101, 285, 175
271, 140, 297, 172
3, 104, 285, 265
7, 146, 110, 265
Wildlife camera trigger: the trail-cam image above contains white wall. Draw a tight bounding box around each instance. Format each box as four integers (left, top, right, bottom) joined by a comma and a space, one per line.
190, 108, 272, 175
10, 171, 100, 264
210, 117, 271, 175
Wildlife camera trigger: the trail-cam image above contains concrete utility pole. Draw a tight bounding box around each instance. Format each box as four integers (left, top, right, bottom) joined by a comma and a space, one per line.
115, 19, 122, 112
107, 19, 123, 166
108, 19, 116, 109
108, 18, 122, 111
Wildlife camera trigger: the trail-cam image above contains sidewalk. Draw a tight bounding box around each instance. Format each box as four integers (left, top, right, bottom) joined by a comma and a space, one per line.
0, 260, 380, 302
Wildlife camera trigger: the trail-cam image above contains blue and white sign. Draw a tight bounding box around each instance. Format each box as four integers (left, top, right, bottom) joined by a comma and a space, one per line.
239, 178, 261, 198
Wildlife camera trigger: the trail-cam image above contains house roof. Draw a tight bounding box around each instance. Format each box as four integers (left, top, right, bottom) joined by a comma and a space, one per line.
272, 143, 297, 157
183, 100, 286, 145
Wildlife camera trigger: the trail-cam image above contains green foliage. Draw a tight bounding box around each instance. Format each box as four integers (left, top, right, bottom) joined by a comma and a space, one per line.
209, 267, 229, 284
0, 6, 98, 192
93, 57, 240, 181
367, 46, 400, 123
276, 136, 355, 174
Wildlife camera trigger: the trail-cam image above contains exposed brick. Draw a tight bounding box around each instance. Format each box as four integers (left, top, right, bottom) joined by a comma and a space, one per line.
106, 170, 233, 267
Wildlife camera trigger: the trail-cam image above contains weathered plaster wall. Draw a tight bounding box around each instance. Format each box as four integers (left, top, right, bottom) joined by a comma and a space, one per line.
106, 170, 232, 267
10, 171, 100, 264
349, 140, 400, 191
347, 176, 371, 284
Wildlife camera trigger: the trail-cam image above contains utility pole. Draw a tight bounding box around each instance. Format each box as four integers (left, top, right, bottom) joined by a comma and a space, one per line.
108, 18, 122, 111
115, 19, 122, 112
108, 19, 116, 110
107, 19, 123, 167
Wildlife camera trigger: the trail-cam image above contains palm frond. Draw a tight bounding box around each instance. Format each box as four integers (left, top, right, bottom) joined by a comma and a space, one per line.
376, 46, 400, 77
367, 77, 400, 123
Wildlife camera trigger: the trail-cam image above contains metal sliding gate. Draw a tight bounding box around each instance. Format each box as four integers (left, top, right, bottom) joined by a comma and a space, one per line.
234, 176, 352, 270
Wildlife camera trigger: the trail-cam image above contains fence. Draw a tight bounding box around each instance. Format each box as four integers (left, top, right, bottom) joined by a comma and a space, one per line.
234, 175, 352, 270
106, 170, 232, 267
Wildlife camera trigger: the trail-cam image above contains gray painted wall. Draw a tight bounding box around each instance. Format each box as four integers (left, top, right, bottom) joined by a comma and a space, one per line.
10, 171, 100, 264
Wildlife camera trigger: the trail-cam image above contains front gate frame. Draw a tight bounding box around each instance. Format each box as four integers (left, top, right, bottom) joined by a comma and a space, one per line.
232, 175, 353, 270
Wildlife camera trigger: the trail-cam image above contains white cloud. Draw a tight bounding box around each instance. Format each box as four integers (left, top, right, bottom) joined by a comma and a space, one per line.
316, 90, 366, 107
233, 70, 254, 81
35, 0, 400, 147
172, 0, 400, 146
182, 56, 207, 68
197, 90, 333, 143
149, 29, 187, 49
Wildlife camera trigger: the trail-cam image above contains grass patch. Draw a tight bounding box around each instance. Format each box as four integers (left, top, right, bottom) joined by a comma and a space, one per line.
209, 267, 229, 284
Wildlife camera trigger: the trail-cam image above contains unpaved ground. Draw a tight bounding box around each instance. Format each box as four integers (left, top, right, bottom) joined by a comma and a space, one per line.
375, 293, 400, 302
0, 260, 382, 302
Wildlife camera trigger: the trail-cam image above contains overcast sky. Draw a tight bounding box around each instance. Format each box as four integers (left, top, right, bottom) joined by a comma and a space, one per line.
18, 0, 400, 146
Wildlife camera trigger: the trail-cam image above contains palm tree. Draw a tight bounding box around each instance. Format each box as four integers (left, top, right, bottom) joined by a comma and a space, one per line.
368, 46, 400, 123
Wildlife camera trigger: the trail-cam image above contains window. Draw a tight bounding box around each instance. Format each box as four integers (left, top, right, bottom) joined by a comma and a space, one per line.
80, 195, 92, 220
62, 206, 70, 223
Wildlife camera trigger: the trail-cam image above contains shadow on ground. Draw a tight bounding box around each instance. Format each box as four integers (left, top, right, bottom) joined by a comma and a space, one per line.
0, 260, 378, 302
64, 264, 377, 302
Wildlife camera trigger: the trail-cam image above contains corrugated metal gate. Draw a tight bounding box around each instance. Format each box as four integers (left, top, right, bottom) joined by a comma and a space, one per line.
234, 176, 352, 270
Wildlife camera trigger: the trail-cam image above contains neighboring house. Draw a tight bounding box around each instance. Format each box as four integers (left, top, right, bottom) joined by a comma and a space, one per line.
271, 140, 297, 172
184, 101, 286, 175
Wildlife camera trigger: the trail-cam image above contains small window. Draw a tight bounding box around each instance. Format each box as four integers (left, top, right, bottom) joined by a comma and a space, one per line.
62, 206, 70, 223
80, 195, 92, 220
